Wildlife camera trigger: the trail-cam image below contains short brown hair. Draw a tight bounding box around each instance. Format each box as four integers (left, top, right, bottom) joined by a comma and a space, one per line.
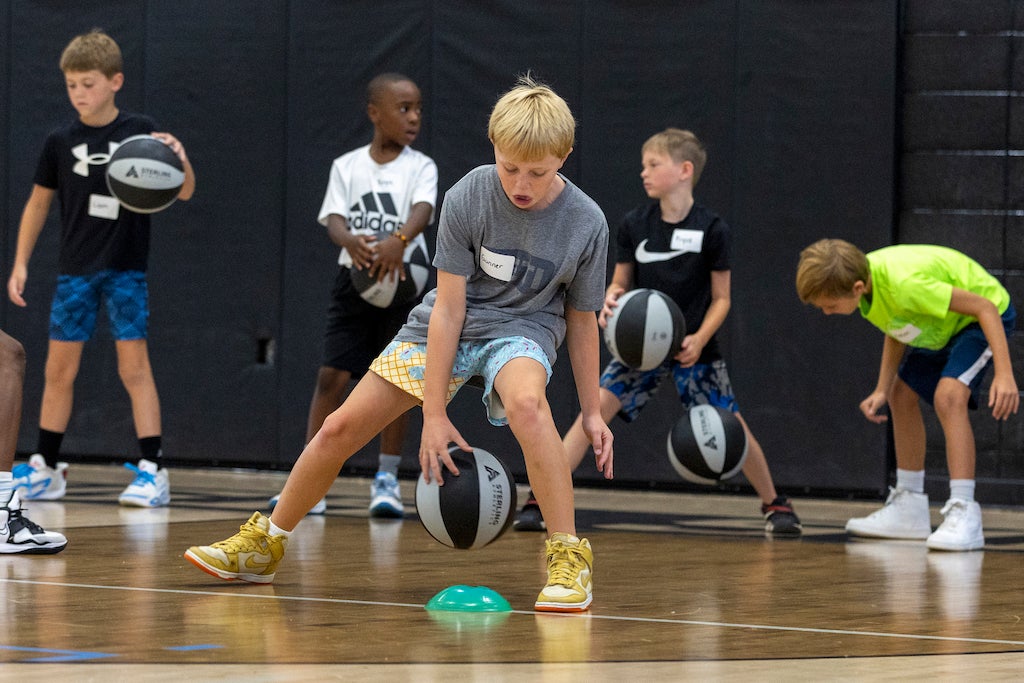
488, 75, 575, 161
795, 238, 870, 303
60, 29, 122, 77
643, 128, 708, 186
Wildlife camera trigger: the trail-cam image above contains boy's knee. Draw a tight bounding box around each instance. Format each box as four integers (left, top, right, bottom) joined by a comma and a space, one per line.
503, 390, 549, 427
0, 335, 26, 373
933, 380, 969, 418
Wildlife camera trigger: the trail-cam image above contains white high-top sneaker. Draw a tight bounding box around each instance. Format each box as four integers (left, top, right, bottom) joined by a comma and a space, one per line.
926, 498, 984, 551
845, 487, 931, 539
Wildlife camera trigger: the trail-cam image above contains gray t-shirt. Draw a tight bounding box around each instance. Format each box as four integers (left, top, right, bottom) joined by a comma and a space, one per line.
395, 164, 608, 363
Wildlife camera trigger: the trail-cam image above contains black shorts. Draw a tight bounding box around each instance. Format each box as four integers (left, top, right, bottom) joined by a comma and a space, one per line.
321, 267, 415, 377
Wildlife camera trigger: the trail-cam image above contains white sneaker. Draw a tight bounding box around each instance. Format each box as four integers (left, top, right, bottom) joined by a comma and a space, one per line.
118, 459, 170, 508
369, 472, 403, 518
845, 487, 931, 539
0, 491, 68, 554
268, 493, 326, 515
926, 498, 984, 551
13, 454, 68, 501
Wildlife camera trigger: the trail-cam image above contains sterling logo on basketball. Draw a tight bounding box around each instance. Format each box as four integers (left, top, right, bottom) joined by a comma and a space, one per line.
125, 165, 174, 180
488, 483, 504, 526
71, 142, 118, 177
484, 465, 500, 481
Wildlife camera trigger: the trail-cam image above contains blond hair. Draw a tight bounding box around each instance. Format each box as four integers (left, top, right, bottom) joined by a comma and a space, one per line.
643, 128, 708, 185
795, 239, 871, 303
60, 29, 122, 77
488, 75, 575, 161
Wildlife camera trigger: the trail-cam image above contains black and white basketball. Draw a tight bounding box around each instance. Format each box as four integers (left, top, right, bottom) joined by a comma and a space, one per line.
350, 232, 430, 308
667, 404, 748, 485
415, 447, 517, 550
105, 134, 185, 214
603, 288, 686, 371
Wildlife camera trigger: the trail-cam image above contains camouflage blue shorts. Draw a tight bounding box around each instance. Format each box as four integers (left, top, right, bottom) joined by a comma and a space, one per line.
49, 270, 149, 342
600, 358, 739, 423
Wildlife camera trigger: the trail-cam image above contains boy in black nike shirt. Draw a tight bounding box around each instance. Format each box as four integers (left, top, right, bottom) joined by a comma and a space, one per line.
514, 128, 802, 537
7, 29, 195, 507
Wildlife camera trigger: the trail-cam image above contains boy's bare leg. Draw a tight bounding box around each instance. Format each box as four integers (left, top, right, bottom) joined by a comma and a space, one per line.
39, 340, 84, 432
736, 414, 778, 504
115, 339, 161, 438
889, 378, 927, 471
494, 358, 576, 536
305, 366, 353, 443
0, 332, 25, 471
272, 373, 417, 531
932, 377, 975, 480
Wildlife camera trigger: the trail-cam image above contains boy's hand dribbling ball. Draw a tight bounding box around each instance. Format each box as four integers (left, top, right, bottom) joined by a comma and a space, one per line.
667, 404, 748, 485
105, 134, 185, 214
349, 231, 431, 308
603, 288, 686, 371
415, 447, 517, 549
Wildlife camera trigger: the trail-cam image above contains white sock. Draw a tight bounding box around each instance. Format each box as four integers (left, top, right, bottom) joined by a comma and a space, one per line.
378, 454, 401, 476
896, 469, 925, 494
267, 519, 293, 538
0, 471, 12, 507
949, 479, 976, 503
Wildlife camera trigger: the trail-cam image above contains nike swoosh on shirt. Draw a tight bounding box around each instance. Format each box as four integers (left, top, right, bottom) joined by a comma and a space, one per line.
635, 239, 689, 263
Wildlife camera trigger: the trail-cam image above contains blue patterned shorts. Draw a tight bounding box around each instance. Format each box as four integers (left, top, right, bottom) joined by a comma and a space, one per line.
600, 358, 739, 423
370, 336, 552, 426
49, 270, 149, 342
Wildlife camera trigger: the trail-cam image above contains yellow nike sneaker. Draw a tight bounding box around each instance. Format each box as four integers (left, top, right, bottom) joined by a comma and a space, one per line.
534, 532, 593, 612
184, 512, 287, 584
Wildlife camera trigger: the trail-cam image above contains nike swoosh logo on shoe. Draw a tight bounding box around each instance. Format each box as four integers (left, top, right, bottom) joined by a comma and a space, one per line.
242, 553, 275, 570
635, 239, 688, 263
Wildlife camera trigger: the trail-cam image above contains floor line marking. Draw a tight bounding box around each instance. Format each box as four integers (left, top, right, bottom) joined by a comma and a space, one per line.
4, 578, 1024, 648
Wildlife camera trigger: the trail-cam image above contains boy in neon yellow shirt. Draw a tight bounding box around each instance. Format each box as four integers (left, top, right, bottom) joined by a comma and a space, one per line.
796, 239, 1017, 551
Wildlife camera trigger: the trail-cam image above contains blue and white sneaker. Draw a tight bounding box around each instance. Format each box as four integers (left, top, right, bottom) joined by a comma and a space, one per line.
267, 493, 326, 515
369, 471, 403, 518
13, 454, 68, 501
118, 459, 170, 508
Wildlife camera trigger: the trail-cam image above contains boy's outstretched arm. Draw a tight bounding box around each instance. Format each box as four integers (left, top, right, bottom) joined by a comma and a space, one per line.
419, 270, 470, 483
7, 185, 54, 307
949, 287, 1019, 419
861, 334, 906, 423
565, 306, 614, 477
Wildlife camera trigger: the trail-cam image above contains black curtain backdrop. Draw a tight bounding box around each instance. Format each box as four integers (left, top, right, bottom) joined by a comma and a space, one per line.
1, 1, 896, 496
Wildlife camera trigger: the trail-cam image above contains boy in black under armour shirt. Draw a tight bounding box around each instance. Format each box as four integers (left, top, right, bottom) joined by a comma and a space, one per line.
7, 29, 195, 507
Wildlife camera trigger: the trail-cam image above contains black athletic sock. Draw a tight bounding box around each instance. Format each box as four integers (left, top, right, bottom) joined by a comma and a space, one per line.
139, 436, 162, 462
37, 429, 65, 469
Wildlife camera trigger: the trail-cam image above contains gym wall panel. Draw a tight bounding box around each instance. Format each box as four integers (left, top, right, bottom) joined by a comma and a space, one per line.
278, 1, 434, 468
728, 1, 896, 492
1, 2, 906, 499
143, 1, 290, 465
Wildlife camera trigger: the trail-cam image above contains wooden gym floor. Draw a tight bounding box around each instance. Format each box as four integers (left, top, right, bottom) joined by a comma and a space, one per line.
1, 463, 1022, 681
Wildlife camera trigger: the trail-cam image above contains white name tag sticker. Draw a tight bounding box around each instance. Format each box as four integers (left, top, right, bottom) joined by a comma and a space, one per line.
89, 194, 120, 220
889, 323, 922, 344
671, 229, 703, 253
480, 246, 515, 282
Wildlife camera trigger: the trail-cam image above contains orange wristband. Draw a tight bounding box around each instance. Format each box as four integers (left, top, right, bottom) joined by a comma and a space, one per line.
392, 232, 410, 246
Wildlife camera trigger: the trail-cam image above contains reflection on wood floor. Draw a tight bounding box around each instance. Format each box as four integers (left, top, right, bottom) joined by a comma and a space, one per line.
1, 463, 1022, 680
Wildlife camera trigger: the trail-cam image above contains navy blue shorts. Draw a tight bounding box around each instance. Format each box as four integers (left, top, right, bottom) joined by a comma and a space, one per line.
898, 303, 1016, 410
49, 270, 149, 342
321, 267, 414, 376
600, 358, 739, 423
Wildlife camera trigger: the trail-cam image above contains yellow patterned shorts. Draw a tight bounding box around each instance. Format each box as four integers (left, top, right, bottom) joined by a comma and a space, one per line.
369, 337, 552, 426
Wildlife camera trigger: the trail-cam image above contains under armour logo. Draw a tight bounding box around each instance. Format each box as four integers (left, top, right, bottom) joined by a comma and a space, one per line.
72, 141, 118, 177
484, 465, 500, 481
